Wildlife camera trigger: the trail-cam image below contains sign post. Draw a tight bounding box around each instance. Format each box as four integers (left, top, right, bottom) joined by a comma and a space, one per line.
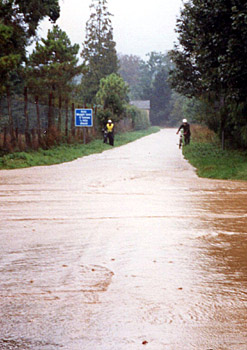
75, 108, 93, 144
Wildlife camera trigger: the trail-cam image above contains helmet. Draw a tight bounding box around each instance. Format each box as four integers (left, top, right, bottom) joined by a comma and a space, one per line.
108, 119, 112, 123
182, 119, 187, 123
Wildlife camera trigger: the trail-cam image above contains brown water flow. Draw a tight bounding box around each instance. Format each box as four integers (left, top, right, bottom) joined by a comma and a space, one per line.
0, 129, 247, 350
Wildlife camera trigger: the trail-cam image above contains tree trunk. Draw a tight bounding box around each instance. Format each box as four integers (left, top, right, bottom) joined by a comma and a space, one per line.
71, 102, 75, 137
3, 126, 7, 149
58, 95, 62, 132
6, 86, 15, 146
15, 127, 19, 143
220, 96, 225, 150
24, 87, 31, 147
65, 98, 69, 137
94, 106, 97, 133
35, 96, 41, 146
221, 129, 225, 150
48, 92, 53, 132
31, 128, 36, 147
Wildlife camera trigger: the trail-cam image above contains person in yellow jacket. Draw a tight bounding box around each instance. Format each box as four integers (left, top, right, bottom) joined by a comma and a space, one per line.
106, 119, 114, 146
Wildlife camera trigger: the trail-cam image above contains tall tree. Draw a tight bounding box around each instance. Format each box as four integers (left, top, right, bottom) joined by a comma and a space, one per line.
118, 54, 143, 99
0, 0, 60, 92
169, 0, 247, 146
136, 52, 173, 125
80, 0, 118, 103
134, 52, 172, 100
118, 52, 174, 125
26, 25, 82, 133
0, 0, 60, 145
151, 68, 172, 125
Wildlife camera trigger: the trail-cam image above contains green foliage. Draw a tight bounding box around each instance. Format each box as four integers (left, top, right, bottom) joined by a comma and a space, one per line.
10, 0, 60, 37
96, 73, 129, 125
118, 54, 143, 99
0, 5, 25, 92
169, 0, 247, 147
0, 0, 60, 92
26, 25, 82, 100
119, 51, 174, 126
80, 0, 119, 103
133, 110, 150, 131
170, 94, 220, 129
143, 53, 173, 125
183, 141, 247, 180
151, 67, 172, 125
169, 93, 187, 126
169, 0, 233, 98
95, 108, 112, 128
125, 105, 150, 130
138, 52, 172, 99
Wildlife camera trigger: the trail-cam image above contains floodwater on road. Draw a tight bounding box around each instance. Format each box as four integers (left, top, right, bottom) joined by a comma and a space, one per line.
0, 128, 247, 350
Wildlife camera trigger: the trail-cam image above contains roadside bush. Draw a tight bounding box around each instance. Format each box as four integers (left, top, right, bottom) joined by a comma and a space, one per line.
183, 141, 247, 180
96, 108, 113, 129
125, 105, 150, 131
190, 124, 218, 143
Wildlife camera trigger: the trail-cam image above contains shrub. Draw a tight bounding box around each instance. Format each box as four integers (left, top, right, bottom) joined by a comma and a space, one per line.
190, 124, 218, 143
96, 108, 113, 129
125, 105, 150, 131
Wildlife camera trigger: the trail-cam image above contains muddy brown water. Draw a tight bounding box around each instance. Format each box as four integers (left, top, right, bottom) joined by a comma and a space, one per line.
0, 129, 247, 350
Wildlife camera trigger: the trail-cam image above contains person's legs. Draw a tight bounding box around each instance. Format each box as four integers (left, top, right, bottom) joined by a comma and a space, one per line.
109, 133, 114, 146
185, 135, 190, 145
111, 134, 114, 146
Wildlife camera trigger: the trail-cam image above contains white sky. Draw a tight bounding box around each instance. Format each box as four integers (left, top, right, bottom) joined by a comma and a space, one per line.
36, 0, 184, 60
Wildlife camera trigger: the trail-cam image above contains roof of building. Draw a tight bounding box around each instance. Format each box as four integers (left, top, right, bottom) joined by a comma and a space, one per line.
130, 100, 150, 110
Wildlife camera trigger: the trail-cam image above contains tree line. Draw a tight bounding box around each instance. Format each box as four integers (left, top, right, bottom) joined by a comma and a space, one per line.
0, 1, 126, 152
1, 0, 180, 154
118, 52, 175, 126
3, 0, 242, 153
169, 0, 247, 149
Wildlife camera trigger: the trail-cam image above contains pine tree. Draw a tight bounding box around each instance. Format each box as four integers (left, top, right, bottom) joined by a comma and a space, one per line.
0, 0, 60, 147
0, 0, 60, 93
80, 0, 119, 103
27, 25, 81, 97
26, 25, 82, 133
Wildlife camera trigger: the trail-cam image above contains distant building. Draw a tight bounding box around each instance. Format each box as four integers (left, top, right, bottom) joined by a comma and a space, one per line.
130, 100, 150, 122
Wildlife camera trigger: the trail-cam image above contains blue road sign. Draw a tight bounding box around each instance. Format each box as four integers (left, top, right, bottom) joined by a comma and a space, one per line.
75, 109, 93, 127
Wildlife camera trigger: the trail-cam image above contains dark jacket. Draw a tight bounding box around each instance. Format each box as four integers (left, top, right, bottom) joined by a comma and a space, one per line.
178, 123, 191, 136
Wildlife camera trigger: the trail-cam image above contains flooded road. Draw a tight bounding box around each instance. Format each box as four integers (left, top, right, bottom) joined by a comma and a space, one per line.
0, 128, 247, 350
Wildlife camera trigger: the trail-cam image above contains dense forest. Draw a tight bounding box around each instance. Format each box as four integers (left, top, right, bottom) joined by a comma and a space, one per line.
1, 0, 247, 153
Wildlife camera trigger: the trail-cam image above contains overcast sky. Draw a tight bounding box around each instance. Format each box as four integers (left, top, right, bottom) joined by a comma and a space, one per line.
37, 0, 184, 60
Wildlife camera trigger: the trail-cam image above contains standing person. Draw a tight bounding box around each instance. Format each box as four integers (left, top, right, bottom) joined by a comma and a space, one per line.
176, 119, 191, 145
106, 119, 114, 146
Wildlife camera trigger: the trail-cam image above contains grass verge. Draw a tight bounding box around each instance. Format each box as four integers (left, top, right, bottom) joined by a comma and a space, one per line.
0, 126, 160, 170
183, 126, 247, 180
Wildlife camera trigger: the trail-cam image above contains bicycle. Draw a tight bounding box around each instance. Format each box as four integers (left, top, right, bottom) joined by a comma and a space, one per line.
179, 130, 184, 149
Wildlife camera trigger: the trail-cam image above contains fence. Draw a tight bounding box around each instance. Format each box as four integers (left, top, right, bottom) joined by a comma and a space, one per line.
0, 93, 98, 151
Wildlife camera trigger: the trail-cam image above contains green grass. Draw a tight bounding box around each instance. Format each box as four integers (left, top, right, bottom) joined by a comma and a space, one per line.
183, 141, 247, 181
0, 127, 160, 170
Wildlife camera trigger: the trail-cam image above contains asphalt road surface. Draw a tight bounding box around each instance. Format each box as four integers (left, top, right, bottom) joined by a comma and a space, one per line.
1, 128, 247, 350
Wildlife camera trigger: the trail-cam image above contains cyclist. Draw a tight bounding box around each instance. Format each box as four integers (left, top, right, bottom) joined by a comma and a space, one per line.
176, 119, 191, 145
